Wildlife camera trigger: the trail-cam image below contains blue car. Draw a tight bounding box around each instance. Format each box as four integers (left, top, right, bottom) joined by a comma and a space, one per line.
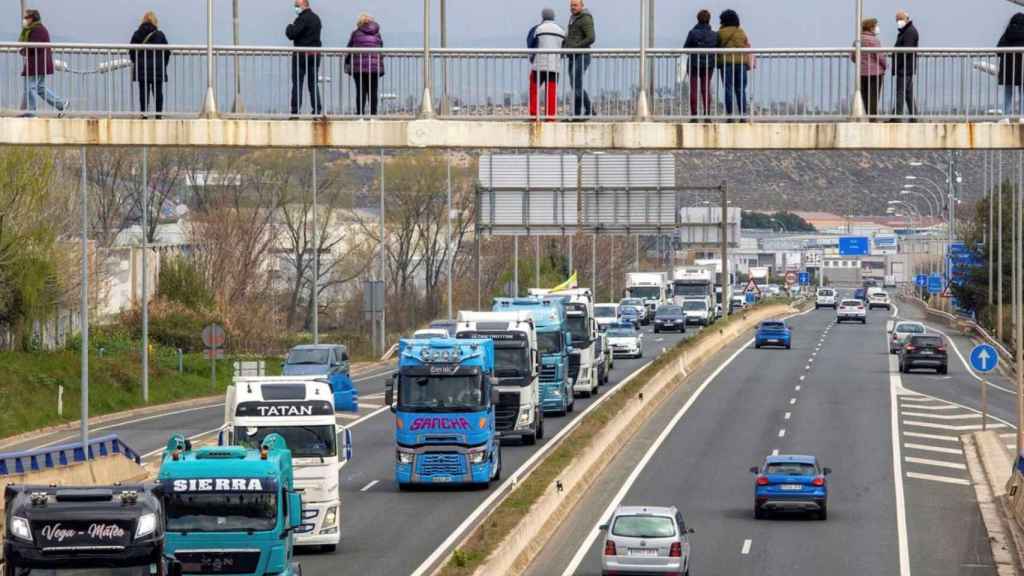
281, 344, 359, 412
751, 454, 831, 520
619, 307, 642, 329
754, 320, 792, 349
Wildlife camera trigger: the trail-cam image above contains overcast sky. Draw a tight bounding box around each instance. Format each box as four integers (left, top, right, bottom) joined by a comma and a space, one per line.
6, 0, 1023, 49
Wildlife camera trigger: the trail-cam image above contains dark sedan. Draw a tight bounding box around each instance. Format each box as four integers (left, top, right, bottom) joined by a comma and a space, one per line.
653, 305, 686, 334
899, 334, 948, 374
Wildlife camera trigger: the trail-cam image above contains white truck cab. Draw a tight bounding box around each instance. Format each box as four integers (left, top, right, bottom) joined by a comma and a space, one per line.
549, 288, 601, 398
223, 377, 352, 551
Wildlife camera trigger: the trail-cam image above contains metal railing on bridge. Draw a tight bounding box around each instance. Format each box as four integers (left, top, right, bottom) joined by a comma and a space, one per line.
0, 434, 142, 476
4, 42, 1024, 123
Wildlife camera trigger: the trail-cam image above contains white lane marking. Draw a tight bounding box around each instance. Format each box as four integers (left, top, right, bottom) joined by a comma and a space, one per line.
358, 402, 384, 409
901, 412, 980, 420
795, 385, 801, 391
903, 420, 1006, 431
771, 449, 779, 456
789, 398, 797, 405
778, 429, 786, 438
888, 336, 912, 576
904, 456, 967, 471
336, 413, 362, 420
784, 412, 791, 420
903, 443, 963, 455
910, 320, 1017, 395
558, 338, 758, 576
804, 365, 811, 370
741, 539, 752, 555
799, 375, 805, 381
903, 431, 960, 442
899, 404, 959, 411
905, 472, 971, 486
360, 480, 379, 492
809, 357, 814, 363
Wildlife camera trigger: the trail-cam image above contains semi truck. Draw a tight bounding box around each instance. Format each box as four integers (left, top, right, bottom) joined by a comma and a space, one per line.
493, 297, 575, 416
158, 433, 304, 576
456, 310, 543, 444
624, 272, 669, 315
673, 267, 715, 307
386, 338, 502, 488
549, 288, 600, 398
221, 377, 353, 552
4, 484, 166, 576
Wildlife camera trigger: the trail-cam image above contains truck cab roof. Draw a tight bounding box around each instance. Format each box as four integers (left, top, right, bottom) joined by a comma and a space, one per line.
159, 435, 293, 487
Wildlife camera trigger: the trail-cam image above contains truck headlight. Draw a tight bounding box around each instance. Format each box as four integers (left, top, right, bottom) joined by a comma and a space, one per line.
468, 448, 488, 464
551, 388, 562, 397
517, 406, 532, 427
323, 506, 338, 528
135, 513, 157, 539
10, 516, 32, 542
396, 450, 415, 464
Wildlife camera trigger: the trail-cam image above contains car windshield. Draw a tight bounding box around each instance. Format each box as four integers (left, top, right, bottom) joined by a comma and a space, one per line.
398, 374, 485, 412
611, 515, 676, 538
285, 349, 329, 365
237, 425, 336, 459
683, 301, 706, 311
761, 322, 785, 329
621, 299, 644, 307
656, 307, 682, 317
841, 300, 863, 307
897, 323, 925, 334
818, 290, 834, 296
494, 347, 530, 379
607, 328, 637, 338
166, 491, 277, 533
911, 336, 943, 347
537, 332, 563, 355
20, 569, 155, 576
765, 462, 817, 476
594, 305, 617, 318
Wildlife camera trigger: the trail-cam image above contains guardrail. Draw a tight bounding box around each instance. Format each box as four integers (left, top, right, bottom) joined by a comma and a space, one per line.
4, 43, 1024, 122
0, 433, 141, 476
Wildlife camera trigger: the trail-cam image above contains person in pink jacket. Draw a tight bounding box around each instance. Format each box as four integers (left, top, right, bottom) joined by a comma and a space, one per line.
853, 18, 887, 117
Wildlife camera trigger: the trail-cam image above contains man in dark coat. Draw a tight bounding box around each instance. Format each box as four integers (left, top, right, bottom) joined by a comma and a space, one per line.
286, 0, 323, 116
684, 9, 717, 117
892, 10, 919, 121
19, 9, 68, 117
130, 11, 171, 118
999, 13, 1024, 118
563, 0, 595, 118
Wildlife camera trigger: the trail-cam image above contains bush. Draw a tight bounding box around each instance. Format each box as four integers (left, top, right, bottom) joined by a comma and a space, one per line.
121, 299, 223, 352
158, 255, 214, 310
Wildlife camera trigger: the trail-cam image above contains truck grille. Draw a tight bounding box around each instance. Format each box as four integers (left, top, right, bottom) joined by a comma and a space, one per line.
495, 392, 520, 431
416, 452, 467, 477
567, 352, 581, 383
539, 364, 558, 383
175, 551, 261, 574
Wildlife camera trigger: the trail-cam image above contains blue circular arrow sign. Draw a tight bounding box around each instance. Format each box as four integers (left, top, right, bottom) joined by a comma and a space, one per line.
970, 344, 999, 373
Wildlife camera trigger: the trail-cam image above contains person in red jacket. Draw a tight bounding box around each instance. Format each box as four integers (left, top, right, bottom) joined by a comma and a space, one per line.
19, 9, 68, 117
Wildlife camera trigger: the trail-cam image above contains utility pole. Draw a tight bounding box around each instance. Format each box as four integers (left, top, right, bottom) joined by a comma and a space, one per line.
446, 152, 453, 318
988, 152, 994, 310
852, 0, 865, 118
420, 0, 435, 117
536, 237, 542, 290
1016, 149, 1024, 460
202, 0, 217, 117
379, 149, 386, 355
513, 236, 519, 297
80, 147, 90, 448
636, 0, 650, 119
231, 0, 244, 113
721, 184, 730, 316
141, 147, 149, 403
312, 149, 319, 344
440, 0, 449, 114
592, 234, 597, 296
999, 152, 1005, 341
635, 235, 640, 271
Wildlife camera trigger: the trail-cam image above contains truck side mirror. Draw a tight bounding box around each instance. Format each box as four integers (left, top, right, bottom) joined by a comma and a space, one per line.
385, 375, 396, 412
166, 560, 184, 576
288, 491, 303, 530
491, 382, 501, 406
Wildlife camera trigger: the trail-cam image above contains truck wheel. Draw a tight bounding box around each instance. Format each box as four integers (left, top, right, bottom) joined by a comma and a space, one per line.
536, 410, 545, 439
321, 544, 337, 553
492, 444, 503, 481
567, 395, 575, 413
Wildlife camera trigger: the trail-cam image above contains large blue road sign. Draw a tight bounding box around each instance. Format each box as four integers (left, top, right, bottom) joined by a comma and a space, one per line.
970, 344, 999, 373
915, 274, 928, 287
798, 272, 810, 285
838, 236, 870, 256
928, 275, 943, 295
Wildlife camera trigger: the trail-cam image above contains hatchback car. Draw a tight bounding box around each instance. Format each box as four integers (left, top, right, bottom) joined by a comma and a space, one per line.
868, 291, 891, 310
595, 303, 621, 331
620, 298, 649, 325
836, 299, 867, 324
619, 305, 642, 329
600, 506, 693, 576
815, 288, 837, 309
899, 334, 948, 374
889, 321, 926, 354
755, 320, 792, 349
681, 300, 712, 326
282, 344, 358, 411
653, 305, 686, 334
607, 325, 644, 358
751, 454, 831, 520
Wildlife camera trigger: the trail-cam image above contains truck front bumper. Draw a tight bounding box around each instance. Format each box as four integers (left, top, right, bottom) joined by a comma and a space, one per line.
395, 446, 493, 485
539, 381, 569, 413
294, 500, 341, 546
571, 366, 594, 393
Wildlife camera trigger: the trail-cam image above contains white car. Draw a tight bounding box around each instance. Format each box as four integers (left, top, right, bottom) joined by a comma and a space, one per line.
889, 321, 926, 354
816, 288, 837, 309
868, 291, 891, 310
836, 299, 867, 324
606, 325, 644, 359
681, 300, 712, 326
594, 303, 620, 331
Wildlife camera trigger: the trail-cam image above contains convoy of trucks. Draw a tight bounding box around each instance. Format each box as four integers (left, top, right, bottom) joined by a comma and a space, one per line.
624, 272, 669, 314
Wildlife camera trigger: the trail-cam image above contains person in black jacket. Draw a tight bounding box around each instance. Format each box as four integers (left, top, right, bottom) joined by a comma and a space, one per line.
684, 9, 717, 118
999, 13, 1024, 119
130, 11, 170, 118
286, 0, 323, 116
892, 10, 918, 121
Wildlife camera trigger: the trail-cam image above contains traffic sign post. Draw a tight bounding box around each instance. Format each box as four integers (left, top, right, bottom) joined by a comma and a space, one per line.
202, 323, 226, 390
915, 274, 928, 288
971, 344, 999, 431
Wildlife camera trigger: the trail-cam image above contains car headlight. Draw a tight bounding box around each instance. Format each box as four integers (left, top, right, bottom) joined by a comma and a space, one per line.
323, 506, 338, 528
468, 448, 487, 464
517, 406, 532, 427
135, 513, 157, 539
10, 516, 32, 542
396, 450, 415, 464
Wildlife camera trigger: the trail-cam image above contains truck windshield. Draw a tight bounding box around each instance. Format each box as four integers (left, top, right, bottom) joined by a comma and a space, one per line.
285, 349, 329, 365
166, 492, 277, 533
673, 283, 708, 297
237, 425, 336, 459
399, 375, 485, 412
494, 348, 530, 379
683, 301, 707, 311
536, 332, 563, 355
565, 316, 588, 344
628, 286, 660, 300
17, 569, 154, 576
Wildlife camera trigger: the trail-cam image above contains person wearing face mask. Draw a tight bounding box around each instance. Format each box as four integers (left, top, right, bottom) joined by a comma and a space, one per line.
18, 9, 69, 118
852, 18, 887, 118
892, 11, 918, 122
998, 13, 1024, 120
285, 0, 323, 117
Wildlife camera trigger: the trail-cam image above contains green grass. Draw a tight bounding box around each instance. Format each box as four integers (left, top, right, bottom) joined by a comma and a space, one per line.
437, 302, 795, 576
0, 343, 280, 440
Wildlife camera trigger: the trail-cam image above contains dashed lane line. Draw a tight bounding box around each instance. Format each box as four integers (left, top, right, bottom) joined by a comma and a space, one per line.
903, 443, 963, 455
360, 480, 379, 492
778, 429, 786, 438
741, 539, 752, 555
900, 412, 981, 420
903, 420, 1006, 431
903, 431, 960, 442
904, 456, 967, 471
906, 472, 971, 486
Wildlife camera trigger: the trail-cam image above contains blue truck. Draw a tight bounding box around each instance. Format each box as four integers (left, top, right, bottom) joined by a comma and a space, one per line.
157, 433, 304, 576
493, 297, 575, 416
385, 338, 502, 489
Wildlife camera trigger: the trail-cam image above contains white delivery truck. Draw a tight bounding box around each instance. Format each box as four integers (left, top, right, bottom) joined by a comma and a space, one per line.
672, 267, 716, 320
549, 288, 601, 398
625, 272, 669, 316
456, 310, 544, 444
222, 377, 353, 552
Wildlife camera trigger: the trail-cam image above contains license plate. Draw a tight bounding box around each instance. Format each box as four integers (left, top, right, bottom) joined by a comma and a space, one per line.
628, 548, 658, 557
432, 476, 452, 483
780, 484, 803, 490
920, 350, 932, 355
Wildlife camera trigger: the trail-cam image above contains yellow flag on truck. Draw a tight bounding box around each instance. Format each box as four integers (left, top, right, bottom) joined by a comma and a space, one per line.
550, 272, 578, 292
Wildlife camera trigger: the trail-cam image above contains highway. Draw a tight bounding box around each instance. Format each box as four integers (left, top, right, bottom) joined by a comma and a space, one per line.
525, 301, 1010, 576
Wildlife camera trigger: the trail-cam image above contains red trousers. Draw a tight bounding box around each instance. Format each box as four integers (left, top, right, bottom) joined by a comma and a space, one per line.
529, 70, 558, 118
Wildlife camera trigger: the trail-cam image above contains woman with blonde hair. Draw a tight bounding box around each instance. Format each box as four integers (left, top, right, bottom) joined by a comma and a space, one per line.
130, 11, 171, 118
345, 12, 384, 116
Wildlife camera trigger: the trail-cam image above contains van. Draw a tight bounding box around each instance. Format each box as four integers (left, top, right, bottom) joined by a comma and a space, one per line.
815, 288, 837, 309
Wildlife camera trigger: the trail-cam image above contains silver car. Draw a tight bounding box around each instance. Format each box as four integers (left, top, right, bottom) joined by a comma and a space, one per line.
889, 321, 926, 354
600, 506, 693, 576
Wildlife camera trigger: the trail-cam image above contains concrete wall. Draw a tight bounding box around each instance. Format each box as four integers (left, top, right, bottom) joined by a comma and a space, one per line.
4, 118, 1024, 150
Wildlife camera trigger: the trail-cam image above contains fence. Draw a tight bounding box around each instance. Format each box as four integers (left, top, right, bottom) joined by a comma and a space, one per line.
0, 434, 141, 476
5, 43, 1024, 123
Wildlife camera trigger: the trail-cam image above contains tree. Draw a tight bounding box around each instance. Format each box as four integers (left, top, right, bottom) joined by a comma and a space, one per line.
741, 210, 816, 232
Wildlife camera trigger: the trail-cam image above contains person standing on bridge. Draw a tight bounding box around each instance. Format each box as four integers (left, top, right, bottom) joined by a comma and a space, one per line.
998, 13, 1024, 120
528, 8, 565, 120
130, 11, 171, 120
684, 9, 717, 119
18, 9, 68, 118
717, 9, 751, 119
345, 13, 384, 117
891, 10, 918, 122
854, 18, 887, 118
563, 0, 595, 119
286, 0, 323, 117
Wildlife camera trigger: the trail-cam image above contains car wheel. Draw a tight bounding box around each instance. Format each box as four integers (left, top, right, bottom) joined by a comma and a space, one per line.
321, 544, 337, 553
861, 318, 866, 324
754, 506, 765, 520
818, 504, 828, 521
654, 328, 660, 334
785, 343, 791, 350
939, 365, 948, 375
755, 343, 761, 349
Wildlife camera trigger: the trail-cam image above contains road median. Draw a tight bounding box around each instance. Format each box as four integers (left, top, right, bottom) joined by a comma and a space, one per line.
963, 430, 1020, 575
435, 301, 800, 576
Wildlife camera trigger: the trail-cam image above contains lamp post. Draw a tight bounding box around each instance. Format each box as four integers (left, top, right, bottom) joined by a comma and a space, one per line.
231, 0, 244, 113
852, 0, 865, 117
420, 0, 435, 118
901, 186, 940, 218
201, 0, 217, 117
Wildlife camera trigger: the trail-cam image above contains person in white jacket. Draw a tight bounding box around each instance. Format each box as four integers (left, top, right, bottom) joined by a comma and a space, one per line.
528, 8, 565, 119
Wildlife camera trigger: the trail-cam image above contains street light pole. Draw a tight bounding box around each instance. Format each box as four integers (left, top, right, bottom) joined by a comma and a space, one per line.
202, 0, 217, 117
420, 0, 435, 118
852, 0, 865, 118
141, 147, 149, 404
999, 152, 1005, 341
721, 184, 730, 317
446, 151, 453, 318
231, 0, 244, 113
79, 147, 90, 448
988, 152, 995, 310
312, 149, 319, 344
379, 149, 386, 354
636, 0, 650, 119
